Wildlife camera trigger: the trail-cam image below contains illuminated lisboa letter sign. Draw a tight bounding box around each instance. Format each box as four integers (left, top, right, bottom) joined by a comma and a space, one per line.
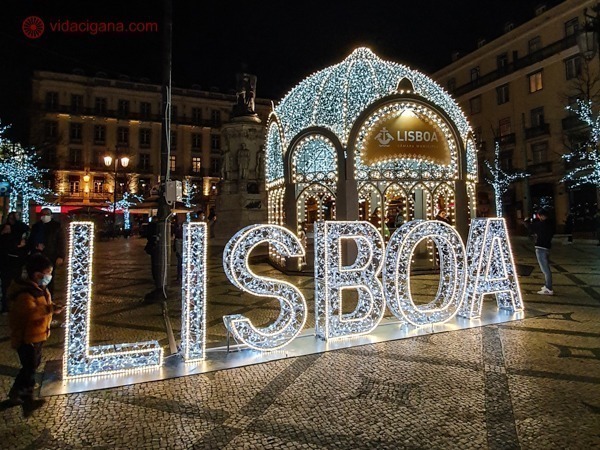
64, 218, 523, 379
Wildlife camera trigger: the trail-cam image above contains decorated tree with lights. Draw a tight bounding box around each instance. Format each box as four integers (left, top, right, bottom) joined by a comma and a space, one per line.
182, 179, 199, 222
485, 141, 529, 218
561, 99, 600, 189
103, 192, 142, 230
0, 126, 53, 224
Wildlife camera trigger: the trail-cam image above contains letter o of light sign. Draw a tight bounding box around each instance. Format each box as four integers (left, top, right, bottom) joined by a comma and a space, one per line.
383, 220, 467, 326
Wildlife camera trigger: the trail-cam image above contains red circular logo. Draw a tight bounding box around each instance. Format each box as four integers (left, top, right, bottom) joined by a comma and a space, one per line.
22, 16, 45, 39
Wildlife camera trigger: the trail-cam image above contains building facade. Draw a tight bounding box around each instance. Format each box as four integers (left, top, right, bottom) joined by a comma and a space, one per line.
433, 0, 599, 231
28, 70, 271, 217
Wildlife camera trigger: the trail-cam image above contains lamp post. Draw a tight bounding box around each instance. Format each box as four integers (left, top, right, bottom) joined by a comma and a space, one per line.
577, 4, 600, 61
104, 154, 130, 237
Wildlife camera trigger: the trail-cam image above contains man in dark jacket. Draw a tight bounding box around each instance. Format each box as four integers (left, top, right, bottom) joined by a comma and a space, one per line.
525, 208, 555, 295
27, 208, 66, 295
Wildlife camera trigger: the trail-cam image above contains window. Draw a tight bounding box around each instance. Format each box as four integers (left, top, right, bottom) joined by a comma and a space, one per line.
70, 123, 83, 142
531, 142, 548, 164
528, 71, 543, 93
93, 177, 104, 194
470, 67, 480, 82
118, 99, 130, 117
565, 56, 582, 80
500, 151, 513, 171
192, 157, 201, 173
496, 84, 510, 104
565, 18, 579, 37
211, 109, 221, 125
117, 127, 129, 145
44, 147, 57, 164
170, 131, 177, 149
44, 121, 58, 139
528, 36, 541, 54
496, 53, 508, 71
447, 78, 456, 92
139, 129, 151, 147
45, 92, 59, 110
469, 96, 482, 115
139, 153, 151, 171
93, 150, 104, 167
169, 155, 176, 172
95, 97, 107, 114
192, 107, 202, 124
69, 148, 82, 165
140, 102, 152, 118
94, 125, 106, 144
499, 117, 511, 136
210, 157, 220, 176
70, 94, 83, 113
211, 134, 220, 150
531, 107, 545, 127
192, 133, 202, 150
69, 178, 80, 194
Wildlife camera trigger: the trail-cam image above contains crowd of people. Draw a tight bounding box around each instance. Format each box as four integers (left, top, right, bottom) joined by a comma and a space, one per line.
0, 208, 66, 417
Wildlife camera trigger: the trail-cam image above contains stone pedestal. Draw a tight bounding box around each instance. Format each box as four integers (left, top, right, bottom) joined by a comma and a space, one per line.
214, 115, 267, 244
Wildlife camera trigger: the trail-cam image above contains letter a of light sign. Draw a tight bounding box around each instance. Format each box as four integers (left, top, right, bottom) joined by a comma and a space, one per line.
64, 218, 523, 379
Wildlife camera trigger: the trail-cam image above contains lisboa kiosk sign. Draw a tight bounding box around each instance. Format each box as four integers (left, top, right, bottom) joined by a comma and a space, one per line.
64, 218, 523, 379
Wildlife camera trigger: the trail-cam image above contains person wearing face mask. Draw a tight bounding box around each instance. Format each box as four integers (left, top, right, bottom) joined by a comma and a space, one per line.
27, 208, 66, 295
6, 253, 62, 416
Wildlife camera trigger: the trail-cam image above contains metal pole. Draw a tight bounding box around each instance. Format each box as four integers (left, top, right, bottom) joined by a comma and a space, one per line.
113, 160, 118, 236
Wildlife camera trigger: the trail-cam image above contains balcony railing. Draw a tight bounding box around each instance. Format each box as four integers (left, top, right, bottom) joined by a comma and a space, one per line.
495, 133, 516, 146
454, 34, 577, 97
524, 123, 550, 140
562, 115, 585, 131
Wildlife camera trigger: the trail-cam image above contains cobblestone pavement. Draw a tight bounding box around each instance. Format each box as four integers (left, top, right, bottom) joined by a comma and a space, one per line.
0, 234, 599, 449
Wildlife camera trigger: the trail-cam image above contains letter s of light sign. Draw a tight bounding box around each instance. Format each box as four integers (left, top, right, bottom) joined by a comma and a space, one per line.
222, 224, 308, 351
314, 221, 385, 340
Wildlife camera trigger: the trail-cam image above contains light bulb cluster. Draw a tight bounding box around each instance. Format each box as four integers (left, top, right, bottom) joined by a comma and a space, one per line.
291, 135, 338, 183
64, 222, 163, 379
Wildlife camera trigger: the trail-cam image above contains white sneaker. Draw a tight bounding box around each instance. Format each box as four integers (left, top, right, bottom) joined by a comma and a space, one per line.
537, 286, 554, 295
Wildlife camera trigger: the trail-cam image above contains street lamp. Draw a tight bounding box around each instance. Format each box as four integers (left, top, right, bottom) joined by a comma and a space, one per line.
104, 154, 130, 237
577, 4, 600, 60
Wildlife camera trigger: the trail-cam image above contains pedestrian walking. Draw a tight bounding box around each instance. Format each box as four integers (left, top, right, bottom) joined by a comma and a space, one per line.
525, 208, 555, 295
27, 208, 66, 296
564, 211, 575, 244
6, 253, 62, 417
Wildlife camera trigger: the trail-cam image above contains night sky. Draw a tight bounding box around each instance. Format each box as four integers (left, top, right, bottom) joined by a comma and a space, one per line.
1, 0, 557, 140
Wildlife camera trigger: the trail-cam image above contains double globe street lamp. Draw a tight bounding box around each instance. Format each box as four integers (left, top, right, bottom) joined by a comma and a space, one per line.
104, 153, 130, 237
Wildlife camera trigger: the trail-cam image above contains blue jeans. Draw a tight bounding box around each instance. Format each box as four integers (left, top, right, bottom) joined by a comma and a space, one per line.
535, 247, 552, 290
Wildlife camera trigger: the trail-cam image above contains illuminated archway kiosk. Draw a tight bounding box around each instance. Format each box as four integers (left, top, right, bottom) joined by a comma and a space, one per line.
45, 49, 525, 395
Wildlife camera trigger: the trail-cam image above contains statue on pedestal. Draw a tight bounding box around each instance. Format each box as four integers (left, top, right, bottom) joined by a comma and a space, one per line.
238, 143, 250, 179
232, 73, 257, 117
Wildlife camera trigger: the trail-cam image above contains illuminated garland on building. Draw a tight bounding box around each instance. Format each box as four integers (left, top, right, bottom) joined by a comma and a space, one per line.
64, 222, 163, 378
561, 99, 600, 188
180, 222, 207, 362
268, 47, 476, 183
485, 141, 528, 217
222, 224, 307, 350
291, 135, 337, 183
314, 221, 385, 340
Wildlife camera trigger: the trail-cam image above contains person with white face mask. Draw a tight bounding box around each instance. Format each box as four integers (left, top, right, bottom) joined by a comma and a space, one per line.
27, 208, 66, 296
6, 253, 62, 417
